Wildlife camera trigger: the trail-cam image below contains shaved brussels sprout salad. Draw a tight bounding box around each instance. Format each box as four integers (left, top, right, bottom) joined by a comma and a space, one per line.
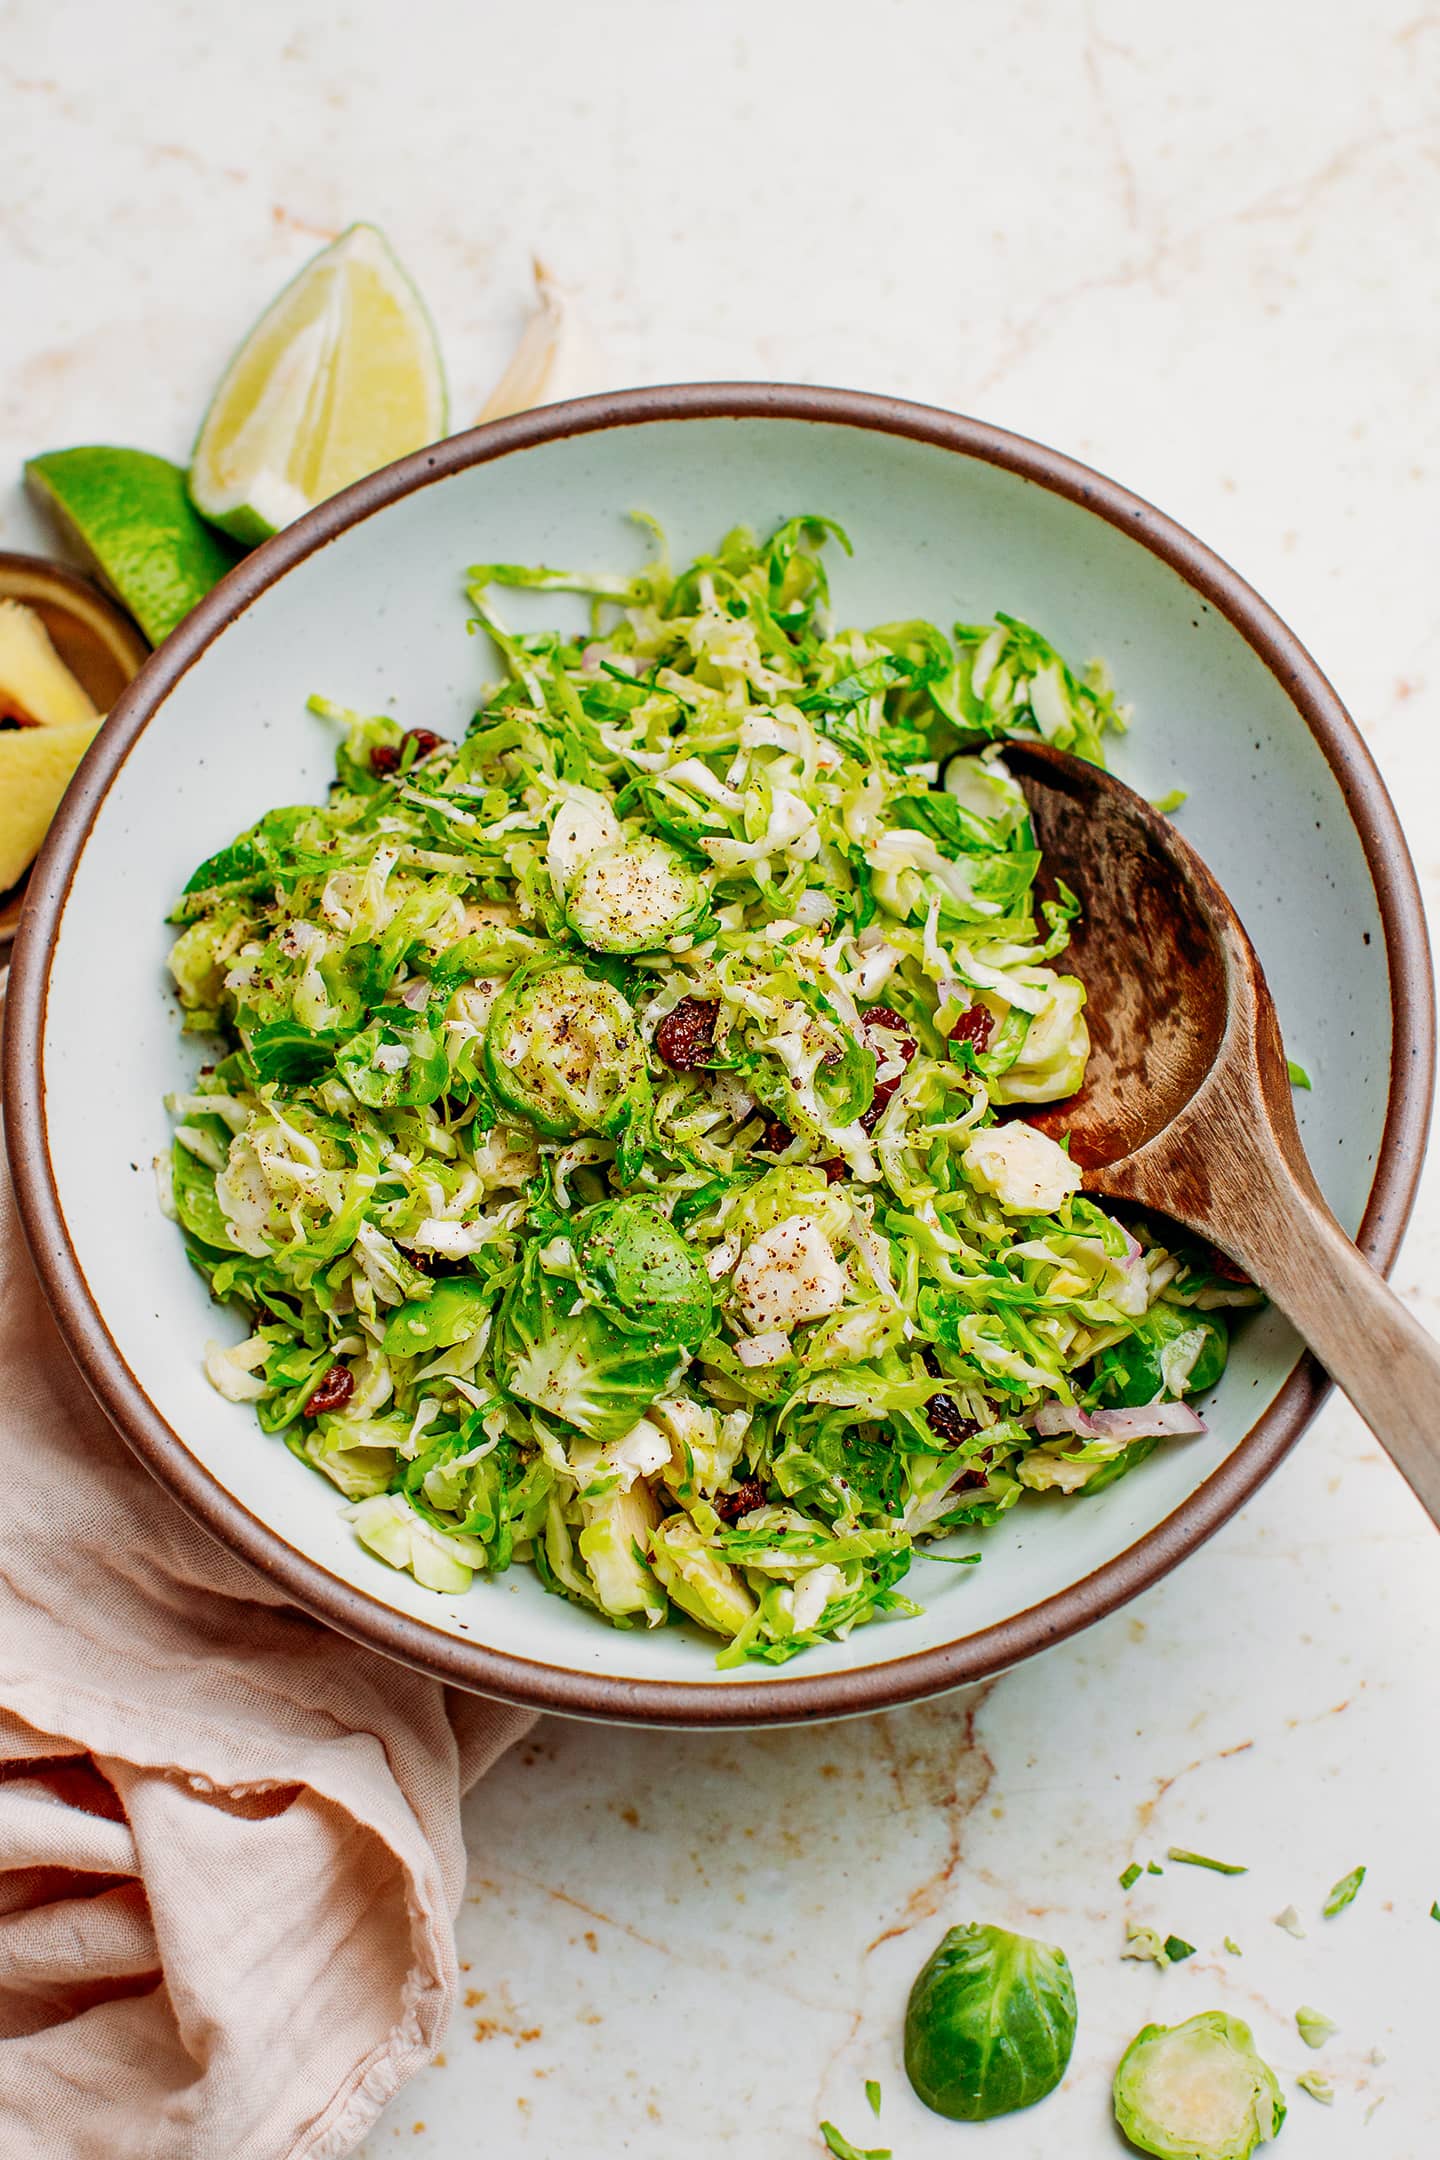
164, 514, 1256, 1664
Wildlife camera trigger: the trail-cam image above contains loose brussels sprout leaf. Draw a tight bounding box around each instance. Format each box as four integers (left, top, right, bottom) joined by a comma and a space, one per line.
382, 1279, 487, 1356
1167, 1848, 1247, 1876
484, 964, 647, 1138
289, 1427, 396, 1500
345, 1492, 488, 1593
988, 972, 1088, 1106
566, 835, 706, 953
904, 1923, 1076, 2122
337, 1020, 448, 1109
496, 1241, 691, 1445
1294, 2072, 1332, 2105
1092, 1305, 1228, 1408
648, 1516, 755, 1636
1113, 2012, 1285, 2160
576, 1199, 712, 1350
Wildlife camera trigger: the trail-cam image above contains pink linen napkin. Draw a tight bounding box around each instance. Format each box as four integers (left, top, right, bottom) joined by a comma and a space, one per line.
0, 1066, 534, 2156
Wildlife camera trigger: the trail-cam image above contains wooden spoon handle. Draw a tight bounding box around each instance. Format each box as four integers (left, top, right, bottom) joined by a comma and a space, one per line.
1215, 1152, 1440, 1526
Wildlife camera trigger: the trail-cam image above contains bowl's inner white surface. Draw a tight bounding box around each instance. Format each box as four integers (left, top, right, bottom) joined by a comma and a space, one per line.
42, 418, 1390, 1685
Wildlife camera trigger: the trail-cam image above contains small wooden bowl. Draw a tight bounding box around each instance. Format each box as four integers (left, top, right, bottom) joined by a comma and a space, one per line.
0, 553, 149, 948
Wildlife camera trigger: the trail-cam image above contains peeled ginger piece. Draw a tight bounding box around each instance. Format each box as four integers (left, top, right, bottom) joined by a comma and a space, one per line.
0, 719, 100, 890
0, 600, 99, 727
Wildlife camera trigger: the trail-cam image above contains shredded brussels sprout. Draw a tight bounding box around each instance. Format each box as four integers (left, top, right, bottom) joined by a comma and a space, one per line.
164, 515, 1256, 1662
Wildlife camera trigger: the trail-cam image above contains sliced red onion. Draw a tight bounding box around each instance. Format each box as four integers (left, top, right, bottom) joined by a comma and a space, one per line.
1035, 1403, 1101, 1439
1034, 1400, 1207, 1444
1089, 1403, 1207, 1440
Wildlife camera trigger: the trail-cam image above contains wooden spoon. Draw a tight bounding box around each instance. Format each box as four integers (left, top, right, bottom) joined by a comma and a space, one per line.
1002, 737, 1440, 1525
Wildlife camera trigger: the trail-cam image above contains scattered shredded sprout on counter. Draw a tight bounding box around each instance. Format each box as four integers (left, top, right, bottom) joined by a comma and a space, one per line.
1323, 1865, 1366, 1917
1167, 1847, 1248, 1876
1295, 2006, 1337, 2050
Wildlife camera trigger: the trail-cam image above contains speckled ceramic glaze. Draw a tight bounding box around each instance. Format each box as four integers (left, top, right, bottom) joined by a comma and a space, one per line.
5, 388, 1431, 1725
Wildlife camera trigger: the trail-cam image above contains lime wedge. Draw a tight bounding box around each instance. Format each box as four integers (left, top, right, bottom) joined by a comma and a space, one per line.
25, 448, 243, 647
188, 223, 446, 544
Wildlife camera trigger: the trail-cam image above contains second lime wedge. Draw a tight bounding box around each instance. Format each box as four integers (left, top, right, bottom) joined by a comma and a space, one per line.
189, 223, 447, 545
25, 448, 243, 647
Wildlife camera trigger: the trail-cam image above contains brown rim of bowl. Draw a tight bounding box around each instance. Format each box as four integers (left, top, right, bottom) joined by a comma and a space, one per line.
4, 384, 1434, 1727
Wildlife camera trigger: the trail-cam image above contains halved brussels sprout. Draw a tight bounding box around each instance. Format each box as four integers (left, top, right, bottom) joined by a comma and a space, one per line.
1092, 1305, 1229, 1408
497, 1206, 710, 1445
498, 1251, 689, 1446
904, 1922, 1076, 2121
578, 1479, 667, 1624
577, 1199, 714, 1351
566, 835, 706, 953
1113, 2011, 1285, 2159
483, 964, 647, 1137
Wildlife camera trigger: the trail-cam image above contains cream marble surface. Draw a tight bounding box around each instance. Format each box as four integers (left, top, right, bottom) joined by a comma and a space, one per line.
5, 1, 1439, 2153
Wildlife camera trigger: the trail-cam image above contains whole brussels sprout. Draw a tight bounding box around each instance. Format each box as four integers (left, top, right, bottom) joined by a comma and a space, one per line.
483, 963, 648, 1138
904, 1922, 1076, 2121
1113, 2011, 1285, 2159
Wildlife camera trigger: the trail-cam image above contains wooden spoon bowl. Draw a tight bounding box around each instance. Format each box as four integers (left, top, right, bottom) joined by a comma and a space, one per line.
1005, 738, 1440, 1524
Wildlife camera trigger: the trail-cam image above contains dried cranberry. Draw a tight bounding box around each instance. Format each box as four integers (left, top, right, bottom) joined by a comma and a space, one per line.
952, 1446, 997, 1491
820, 1157, 847, 1184
859, 1005, 917, 1131
654, 997, 720, 1071
405, 728, 445, 760
762, 1117, 794, 1153
713, 1476, 767, 1523
369, 743, 401, 776
303, 1364, 354, 1417
925, 1392, 981, 1445
1191, 1236, 1252, 1286
949, 1003, 994, 1054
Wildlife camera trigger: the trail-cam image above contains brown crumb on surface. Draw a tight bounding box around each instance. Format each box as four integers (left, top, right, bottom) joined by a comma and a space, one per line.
583, 1929, 598, 1953
464, 1989, 483, 2009
619, 1805, 639, 1827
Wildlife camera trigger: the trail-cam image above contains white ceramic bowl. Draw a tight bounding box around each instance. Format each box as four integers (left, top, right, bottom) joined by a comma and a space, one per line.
6, 387, 1432, 1725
